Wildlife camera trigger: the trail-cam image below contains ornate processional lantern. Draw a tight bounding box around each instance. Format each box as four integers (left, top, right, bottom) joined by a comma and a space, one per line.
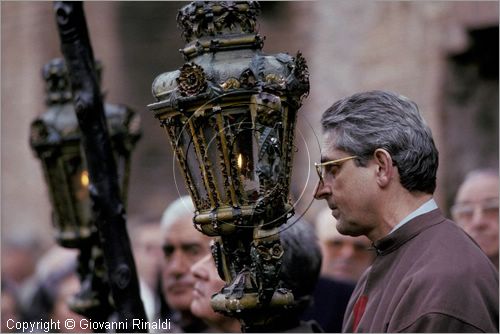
148, 1, 309, 328
30, 58, 141, 316
30, 58, 141, 248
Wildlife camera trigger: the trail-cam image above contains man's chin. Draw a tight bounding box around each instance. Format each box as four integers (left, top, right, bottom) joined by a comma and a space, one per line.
336, 221, 363, 237
336, 220, 351, 235
167, 295, 193, 312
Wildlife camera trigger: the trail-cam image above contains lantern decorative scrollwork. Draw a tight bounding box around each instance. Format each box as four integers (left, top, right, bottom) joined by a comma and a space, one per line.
148, 1, 309, 327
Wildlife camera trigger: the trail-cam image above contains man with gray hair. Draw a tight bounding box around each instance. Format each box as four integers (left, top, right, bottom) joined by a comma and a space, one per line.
314, 90, 498, 332
160, 196, 212, 332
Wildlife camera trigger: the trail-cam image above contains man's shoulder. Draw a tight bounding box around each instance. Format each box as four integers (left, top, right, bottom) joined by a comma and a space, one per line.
412, 218, 495, 271
397, 217, 497, 288
387, 218, 499, 332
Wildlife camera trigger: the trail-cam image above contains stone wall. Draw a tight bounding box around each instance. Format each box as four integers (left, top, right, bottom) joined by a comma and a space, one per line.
1, 1, 498, 246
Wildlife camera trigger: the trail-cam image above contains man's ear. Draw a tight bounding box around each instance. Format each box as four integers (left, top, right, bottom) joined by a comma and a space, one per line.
373, 148, 395, 188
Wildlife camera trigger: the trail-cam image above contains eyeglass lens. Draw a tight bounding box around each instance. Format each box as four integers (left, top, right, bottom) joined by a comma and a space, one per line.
453, 200, 499, 222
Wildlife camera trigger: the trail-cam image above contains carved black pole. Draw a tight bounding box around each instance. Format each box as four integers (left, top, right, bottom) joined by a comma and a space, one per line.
53, 2, 147, 330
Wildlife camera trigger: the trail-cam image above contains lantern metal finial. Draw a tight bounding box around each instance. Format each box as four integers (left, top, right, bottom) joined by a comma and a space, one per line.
148, 1, 309, 328
176, 1, 263, 60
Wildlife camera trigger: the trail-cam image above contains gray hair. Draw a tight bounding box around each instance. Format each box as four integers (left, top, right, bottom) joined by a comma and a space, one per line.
160, 196, 195, 233
463, 168, 499, 182
279, 218, 322, 308
322, 90, 439, 194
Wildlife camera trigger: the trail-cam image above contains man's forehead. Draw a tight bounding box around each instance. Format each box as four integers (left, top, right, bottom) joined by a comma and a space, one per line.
163, 239, 207, 248
457, 175, 499, 202
163, 215, 194, 232
163, 218, 208, 242
320, 132, 342, 160
163, 231, 208, 243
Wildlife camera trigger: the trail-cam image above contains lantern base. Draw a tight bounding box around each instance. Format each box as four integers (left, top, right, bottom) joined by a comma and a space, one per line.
210, 268, 295, 319
211, 289, 294, 313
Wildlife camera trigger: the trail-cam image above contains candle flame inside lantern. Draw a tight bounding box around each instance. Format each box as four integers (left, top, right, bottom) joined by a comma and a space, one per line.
81, 170, 89, 187
237, 154, 243, 169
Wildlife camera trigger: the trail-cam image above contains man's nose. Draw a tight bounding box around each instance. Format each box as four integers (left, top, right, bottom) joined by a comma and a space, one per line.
314, 180, 329, 200
339, 245, 356, 259
169, 251, 189, 275
469, 207, 488, 228
191, 254, 210, 279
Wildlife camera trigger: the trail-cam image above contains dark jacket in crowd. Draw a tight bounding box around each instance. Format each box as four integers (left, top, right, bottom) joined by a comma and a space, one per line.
301, 276, 355, 333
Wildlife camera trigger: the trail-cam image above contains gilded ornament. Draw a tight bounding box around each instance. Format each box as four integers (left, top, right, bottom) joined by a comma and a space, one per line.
176, 63, 207, 97
265, 73, 285, 87
221, 77, 241, 90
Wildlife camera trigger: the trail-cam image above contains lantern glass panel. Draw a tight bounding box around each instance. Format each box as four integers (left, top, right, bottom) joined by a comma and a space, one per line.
180, 125, 209, 208
225, 109, 259, 204
46, 151, 93, 246
202, 121, 227, 204
66, 155, 92, 225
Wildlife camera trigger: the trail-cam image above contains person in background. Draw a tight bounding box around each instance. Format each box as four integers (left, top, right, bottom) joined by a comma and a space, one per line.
452, 168, 499, 270
314, 90, 498, 332
130, 221, 165, 323
28, 246, 91, 333
1, 234, 42, 316
315, 207, 375, 283
296, 213, 356, 333
190, 254, 241, 333
46, 269, 92, 333
160, 196, 213, 332
2, 279, 21, 333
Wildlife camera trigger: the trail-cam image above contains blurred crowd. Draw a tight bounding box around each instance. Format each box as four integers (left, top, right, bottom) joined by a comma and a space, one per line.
1, 168, 498, 333
1, 238, 91, 333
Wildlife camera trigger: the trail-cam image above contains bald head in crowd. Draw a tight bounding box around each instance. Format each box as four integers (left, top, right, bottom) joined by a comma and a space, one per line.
315, 207, 375, 283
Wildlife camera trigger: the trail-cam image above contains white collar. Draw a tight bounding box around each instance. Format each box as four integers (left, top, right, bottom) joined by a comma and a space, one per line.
389, 198, 438, 234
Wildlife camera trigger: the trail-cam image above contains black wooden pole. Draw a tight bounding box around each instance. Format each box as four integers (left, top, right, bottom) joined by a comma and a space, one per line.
53, 2, 147, 331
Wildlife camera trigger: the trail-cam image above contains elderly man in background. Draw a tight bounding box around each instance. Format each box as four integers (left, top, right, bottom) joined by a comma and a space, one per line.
315, 207, 375, 283
314, 90, 498, 332
452, 168, 499, 270
160, 196, 212, 332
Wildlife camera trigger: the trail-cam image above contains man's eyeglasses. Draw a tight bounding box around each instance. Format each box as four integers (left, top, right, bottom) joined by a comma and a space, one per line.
314, 156, 358, 183
451, 199, 499, 224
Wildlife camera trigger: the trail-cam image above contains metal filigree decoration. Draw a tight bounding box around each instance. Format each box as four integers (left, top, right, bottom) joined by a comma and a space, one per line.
43, 58, 73, 105
148, 1, 309, 329
240, 69, 257, 88
176, 63, 208, 97
177, 1, 261, 42
293, 52, 309, 86
30, 120, 50, 146
221, 77, 241, 90
251, 233, 284, 304
288, 51, 310, 104
176, 1, 264, 59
